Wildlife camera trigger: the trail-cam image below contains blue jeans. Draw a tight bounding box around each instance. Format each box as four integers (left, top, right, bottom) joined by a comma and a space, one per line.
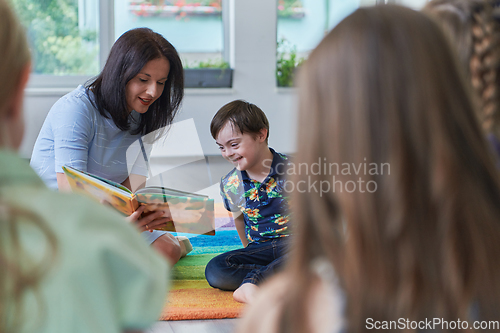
204, 237, 290, 291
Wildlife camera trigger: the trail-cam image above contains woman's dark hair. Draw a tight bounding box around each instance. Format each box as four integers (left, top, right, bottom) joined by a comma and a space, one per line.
87, 28, 184, 135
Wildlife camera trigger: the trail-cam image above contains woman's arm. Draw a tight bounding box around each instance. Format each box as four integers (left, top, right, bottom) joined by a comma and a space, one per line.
56, 172, 72, 192
122, 174, 147, 192
45, 88, 94, 191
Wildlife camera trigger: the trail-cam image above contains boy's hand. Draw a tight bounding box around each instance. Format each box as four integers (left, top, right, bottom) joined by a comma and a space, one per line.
234, 214, 249, 247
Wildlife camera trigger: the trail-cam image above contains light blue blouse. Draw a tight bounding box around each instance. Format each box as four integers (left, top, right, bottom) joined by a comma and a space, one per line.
30, 85, 148, 190
30, 85, 166, 243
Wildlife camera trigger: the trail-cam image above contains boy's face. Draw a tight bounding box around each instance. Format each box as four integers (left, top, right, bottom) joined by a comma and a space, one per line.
215, 121, 266, 172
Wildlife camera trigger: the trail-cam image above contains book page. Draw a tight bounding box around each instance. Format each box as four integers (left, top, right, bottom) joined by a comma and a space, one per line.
135, 186, 207, 198
63, 166, 137, 215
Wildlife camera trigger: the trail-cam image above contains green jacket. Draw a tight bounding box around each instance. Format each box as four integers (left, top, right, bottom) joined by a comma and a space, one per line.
0, 149, 169, 333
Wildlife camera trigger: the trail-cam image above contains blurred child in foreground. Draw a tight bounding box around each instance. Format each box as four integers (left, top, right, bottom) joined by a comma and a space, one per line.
424, 0, 500, 158
0, 1, 169, 332
238, 5, 500, 333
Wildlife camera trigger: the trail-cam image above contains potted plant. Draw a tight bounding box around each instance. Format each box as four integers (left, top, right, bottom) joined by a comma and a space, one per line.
184, 59, 233, 88
276, 38, 304, 87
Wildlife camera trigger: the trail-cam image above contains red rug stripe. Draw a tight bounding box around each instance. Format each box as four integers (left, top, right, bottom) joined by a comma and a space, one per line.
160, 280, 245, 320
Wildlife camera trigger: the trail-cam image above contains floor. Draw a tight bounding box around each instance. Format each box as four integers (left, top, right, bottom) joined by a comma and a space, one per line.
146, 155, 239, 333
147, 155, 233, 193
147, 319, 239, 333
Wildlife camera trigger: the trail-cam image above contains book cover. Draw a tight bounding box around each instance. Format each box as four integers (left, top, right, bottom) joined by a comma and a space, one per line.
62, 166, 215, 235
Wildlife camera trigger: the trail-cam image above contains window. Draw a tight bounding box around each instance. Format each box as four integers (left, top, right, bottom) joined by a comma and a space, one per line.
117, 0, 231, 87
11, 0, 99, 76
276, 0, 365, 87
13, 0, 230, 88
397, 0, 428, 9
116, 0, 226, 68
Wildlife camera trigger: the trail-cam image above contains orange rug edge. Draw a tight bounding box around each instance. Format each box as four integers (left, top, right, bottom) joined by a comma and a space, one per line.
160, 307, 242, 321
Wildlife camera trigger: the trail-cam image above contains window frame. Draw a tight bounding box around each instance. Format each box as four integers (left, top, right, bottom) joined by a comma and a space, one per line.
26, 0, 232, 89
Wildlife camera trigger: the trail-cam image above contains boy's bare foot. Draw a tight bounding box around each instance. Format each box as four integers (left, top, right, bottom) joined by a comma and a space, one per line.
176, 236, 193, 257
233, 283, 259, 303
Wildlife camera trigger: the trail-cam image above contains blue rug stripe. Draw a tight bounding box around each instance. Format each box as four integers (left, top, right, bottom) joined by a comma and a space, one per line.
171, 230, 243, 255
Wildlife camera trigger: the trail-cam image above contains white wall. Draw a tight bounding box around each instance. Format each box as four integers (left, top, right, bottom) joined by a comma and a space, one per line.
20, 0, 298, 159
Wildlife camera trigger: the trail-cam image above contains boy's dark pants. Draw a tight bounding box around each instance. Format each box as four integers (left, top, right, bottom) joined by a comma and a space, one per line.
205, 237, 290, 291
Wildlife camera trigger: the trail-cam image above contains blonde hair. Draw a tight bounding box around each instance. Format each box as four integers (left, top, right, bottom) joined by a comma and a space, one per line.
0, 1, 57, 332
280, 5, 500, 333
424, 0, 500, 138
0, 0, 30, 113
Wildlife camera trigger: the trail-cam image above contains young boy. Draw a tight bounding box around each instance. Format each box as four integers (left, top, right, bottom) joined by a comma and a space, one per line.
205, 100, 291, 304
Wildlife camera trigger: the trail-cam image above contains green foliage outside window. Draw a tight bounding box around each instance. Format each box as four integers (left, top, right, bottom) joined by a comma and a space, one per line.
276, 37, 304, 87
184, 58, 229, 69
11, 0, 99, 75
277, 0, 304, 19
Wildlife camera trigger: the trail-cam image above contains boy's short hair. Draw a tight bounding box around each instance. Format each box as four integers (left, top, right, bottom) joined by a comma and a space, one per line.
210, 100, 270, 142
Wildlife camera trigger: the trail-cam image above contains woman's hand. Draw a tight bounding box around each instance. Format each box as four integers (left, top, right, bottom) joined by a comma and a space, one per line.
127, 206, 172, 232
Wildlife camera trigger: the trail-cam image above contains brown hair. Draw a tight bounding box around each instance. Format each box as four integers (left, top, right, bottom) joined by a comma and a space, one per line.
0, 1, 57, 332
210, 100, 270, 142
424, 0, 500, 138
280, 5, 500, 333
0, 0, 30, 116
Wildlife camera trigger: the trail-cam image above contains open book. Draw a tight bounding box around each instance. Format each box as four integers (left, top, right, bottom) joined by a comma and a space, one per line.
62, 165, 215, 235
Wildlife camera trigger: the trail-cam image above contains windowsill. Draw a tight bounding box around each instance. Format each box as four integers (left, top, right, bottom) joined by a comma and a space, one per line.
25, 87, 76, 97
185, 88, 235, 95
25, 69, 234, 96
25, 87, 236, 97
276, 86, 297, 94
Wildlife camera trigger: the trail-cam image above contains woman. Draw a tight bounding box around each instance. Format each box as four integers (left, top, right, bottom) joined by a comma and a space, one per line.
30, 27, 189, 264
0, 1, 169, 332
238, 5, 500, 333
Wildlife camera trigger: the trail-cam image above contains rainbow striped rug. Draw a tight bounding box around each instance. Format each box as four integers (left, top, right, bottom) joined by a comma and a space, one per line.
160, 229, 245, 320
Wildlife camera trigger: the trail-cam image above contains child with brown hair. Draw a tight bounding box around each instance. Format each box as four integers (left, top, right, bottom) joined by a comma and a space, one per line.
205, 100, 292, 303
237, 5, 500, 333
424, 0, 500, 157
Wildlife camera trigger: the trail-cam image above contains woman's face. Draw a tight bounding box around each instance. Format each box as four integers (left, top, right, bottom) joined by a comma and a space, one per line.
125, 57, 170, 114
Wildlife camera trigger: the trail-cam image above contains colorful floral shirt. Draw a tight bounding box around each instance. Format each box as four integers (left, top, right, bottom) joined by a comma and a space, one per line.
220, 148, 291, 243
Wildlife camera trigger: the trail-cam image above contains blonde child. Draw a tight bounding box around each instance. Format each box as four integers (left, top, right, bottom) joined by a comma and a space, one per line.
0, 1, 169, 332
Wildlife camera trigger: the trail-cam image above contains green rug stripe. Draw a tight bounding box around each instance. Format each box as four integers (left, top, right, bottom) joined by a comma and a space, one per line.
171, 230, 243, 281
171, 266, 206, 280
175, 254, 219, 267
172, 254, 217, 280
